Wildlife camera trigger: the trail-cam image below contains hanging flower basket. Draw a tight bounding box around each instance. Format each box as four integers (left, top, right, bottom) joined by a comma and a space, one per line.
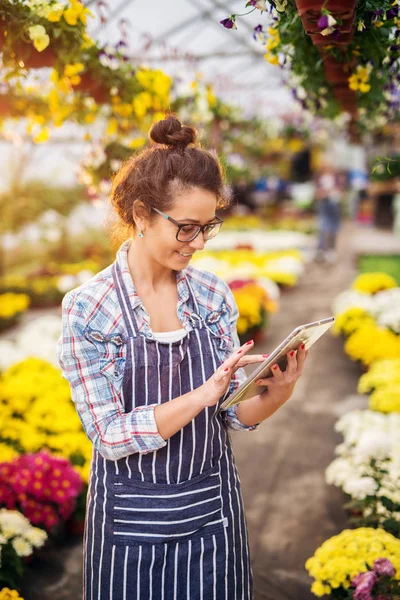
13, 41, 57, 69
294, 0, 356, 19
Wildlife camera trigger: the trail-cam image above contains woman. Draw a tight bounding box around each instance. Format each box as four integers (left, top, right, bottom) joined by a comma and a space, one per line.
57, 115, 308, 600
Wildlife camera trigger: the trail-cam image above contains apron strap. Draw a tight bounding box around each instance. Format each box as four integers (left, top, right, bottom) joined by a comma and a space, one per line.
184, 272, 204, 329
112, 261, 140, 338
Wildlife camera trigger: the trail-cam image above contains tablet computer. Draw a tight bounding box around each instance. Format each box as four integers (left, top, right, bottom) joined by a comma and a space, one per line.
220, 316, 335, 411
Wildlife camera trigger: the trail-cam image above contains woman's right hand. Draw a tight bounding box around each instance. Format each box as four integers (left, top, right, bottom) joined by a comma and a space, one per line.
199, 339, 267, 407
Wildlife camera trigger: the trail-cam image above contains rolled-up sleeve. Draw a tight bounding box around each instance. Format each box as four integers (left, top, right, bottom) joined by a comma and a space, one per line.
222, 286, 259, 432
57, 292, 167, 461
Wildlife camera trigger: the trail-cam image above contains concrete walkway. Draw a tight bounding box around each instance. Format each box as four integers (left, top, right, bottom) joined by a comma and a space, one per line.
19, 222, 371, 599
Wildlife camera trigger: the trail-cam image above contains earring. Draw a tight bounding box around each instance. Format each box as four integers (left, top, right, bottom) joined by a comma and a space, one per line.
138, 231, 144, 238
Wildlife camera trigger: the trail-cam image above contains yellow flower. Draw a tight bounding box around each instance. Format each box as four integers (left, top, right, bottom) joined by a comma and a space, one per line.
27, 25, 50, 52
33, 127, 50, 144
0, 590, 24, 600
352, 272, 397, 294
46, 3, 64, 22
358, 359, 400, 394
345, 323, 400, 366
369, 387, 400, 413
348, 65, 372, 94
332, 307, 374, 337
0, 293, 30, 318
359, 82, 371, 93
64, 63, 85, 78
63, 0, 92, 25
264, 53, 280, 66
129, 137, 146, 149
112, 103, 134, 117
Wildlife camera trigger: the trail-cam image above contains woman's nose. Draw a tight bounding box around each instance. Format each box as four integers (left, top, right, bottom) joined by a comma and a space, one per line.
189, 231, 206, 250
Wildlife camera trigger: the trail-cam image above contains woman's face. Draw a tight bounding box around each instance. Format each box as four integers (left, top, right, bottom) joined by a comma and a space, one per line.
139, 186, 218, 271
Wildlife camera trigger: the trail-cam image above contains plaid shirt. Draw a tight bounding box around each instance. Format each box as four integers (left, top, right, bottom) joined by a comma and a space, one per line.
57, 239, 257, 462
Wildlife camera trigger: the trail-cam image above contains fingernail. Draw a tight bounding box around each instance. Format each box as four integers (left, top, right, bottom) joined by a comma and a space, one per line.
256, 379, 262, 385
289, 351, 295, 357
237, 350, 243, 354
301, 343, 306, 350
263, 354, 269, 358
224, 367, 229, 372
272, 365, 278, 370
246, 340, 253, 345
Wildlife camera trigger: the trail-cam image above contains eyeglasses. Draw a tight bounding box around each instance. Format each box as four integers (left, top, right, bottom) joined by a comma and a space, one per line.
151, 207, 223, 242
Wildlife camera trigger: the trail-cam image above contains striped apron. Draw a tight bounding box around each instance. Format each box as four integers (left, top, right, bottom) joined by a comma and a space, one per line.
83, 260, 253, 599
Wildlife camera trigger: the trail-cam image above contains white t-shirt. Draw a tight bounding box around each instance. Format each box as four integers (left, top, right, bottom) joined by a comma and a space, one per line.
152, 328, 187, 343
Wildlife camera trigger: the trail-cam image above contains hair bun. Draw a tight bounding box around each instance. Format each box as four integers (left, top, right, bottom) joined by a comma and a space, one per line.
150, 114, 196, 149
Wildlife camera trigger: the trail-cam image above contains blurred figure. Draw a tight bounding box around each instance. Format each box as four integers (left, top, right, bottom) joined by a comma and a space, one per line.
314, 160, 342, 263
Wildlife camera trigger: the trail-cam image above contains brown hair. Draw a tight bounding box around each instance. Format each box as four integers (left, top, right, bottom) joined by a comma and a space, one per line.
107, 114, 229, 249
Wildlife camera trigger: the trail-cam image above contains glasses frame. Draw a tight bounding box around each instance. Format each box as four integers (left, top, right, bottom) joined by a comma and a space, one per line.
151, 207, 223, 242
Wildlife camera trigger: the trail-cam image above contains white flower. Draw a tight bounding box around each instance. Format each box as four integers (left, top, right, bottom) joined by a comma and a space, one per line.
332, 290, 374, 315
355, 431, 394, 462
24, 527, 47, 548
0, 510, 30, 539
12, 536, 33, 557
251, 0, 267, 11
344, 476, 378, 499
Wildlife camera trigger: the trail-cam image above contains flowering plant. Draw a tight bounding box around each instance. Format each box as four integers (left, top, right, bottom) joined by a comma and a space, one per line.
358, 358, 400, 396
326, 410, 400, 537
0, 293, 30, 332
192, 246, 304, 286
0, 590, 25, 600
0, 451, 83, 533
305, 527, 400, 598
0, 508, 47, 590
0, 0, 94, 73
351, 273, 398, 295
0, 357, 92, 484
344, 323, 400, 366
332, 307, 376, 338
229, 279, 274, 340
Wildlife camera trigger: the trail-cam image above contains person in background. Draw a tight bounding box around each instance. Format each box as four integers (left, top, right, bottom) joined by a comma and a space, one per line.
314, 160, 342, 263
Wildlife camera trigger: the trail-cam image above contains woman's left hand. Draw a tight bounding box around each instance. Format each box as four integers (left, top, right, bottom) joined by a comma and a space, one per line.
255, 344, 308, 405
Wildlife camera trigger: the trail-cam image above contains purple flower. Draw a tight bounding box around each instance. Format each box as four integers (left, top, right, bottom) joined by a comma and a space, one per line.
220, 16, 237, 30
386, 8, 398, 19
373, 558, 396, 577
247, 0, 267, 10
318, 15, 329, 29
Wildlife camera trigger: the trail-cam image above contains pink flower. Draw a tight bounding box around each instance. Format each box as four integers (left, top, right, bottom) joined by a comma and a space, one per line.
373, 558, 396, 577
0, 483, 16, 509
353, 571, 377, 600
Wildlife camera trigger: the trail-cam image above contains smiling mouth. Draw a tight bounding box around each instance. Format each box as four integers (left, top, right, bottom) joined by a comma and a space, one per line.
177, 252, 193, 258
